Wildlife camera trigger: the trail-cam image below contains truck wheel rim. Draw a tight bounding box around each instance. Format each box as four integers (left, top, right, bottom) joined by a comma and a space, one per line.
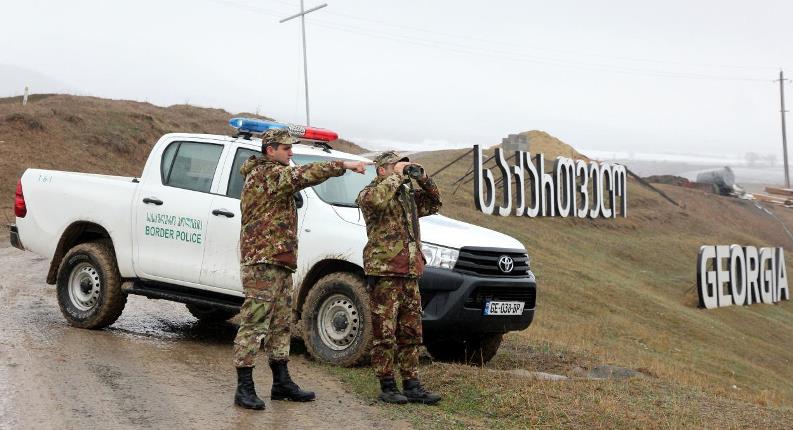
317, 294, 360, 351
68, 262, 101, 311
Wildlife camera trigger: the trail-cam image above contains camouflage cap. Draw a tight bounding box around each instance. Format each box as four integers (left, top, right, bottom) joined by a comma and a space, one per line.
372, 151, 409, 168
262, 128, 298, 147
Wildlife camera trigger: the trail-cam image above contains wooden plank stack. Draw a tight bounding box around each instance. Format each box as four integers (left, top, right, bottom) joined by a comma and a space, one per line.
757, 187, 793, 207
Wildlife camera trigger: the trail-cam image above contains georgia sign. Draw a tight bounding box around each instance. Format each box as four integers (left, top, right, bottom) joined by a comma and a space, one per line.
697, 245, 790, 309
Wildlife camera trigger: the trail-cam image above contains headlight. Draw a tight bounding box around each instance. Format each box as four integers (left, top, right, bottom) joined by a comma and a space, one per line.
421, 243, 459, 269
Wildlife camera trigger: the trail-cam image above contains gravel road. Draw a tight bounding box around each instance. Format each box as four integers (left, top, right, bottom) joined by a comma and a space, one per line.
0, 236, 409, 430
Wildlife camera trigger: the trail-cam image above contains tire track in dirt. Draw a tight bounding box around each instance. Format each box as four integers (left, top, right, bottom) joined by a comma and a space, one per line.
0, 245, 410, 429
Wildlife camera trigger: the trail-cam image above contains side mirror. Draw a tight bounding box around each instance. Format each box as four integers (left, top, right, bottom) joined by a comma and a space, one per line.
294, 192, 304, 208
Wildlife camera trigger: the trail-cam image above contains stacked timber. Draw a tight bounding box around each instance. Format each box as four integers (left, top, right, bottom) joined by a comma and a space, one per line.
757, 186, 793, 207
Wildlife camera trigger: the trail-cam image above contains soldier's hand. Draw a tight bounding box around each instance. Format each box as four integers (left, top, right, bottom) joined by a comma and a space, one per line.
342, 161, 367, 174
394, 161, 410, 175
412, 163, 428, 180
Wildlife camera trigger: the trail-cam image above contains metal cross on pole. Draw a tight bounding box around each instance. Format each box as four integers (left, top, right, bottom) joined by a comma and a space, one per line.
280, 1, 328, 126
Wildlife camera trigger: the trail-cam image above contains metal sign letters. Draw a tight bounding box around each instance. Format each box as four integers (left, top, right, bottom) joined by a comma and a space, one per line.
473, 144, 627, 218
697, 245, 790, 309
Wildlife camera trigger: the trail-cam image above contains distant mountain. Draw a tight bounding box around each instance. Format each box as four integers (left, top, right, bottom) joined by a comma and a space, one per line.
0, 64, 79, 97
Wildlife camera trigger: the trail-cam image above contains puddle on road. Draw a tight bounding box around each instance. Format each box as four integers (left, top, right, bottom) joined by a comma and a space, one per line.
1, 249, 400, 430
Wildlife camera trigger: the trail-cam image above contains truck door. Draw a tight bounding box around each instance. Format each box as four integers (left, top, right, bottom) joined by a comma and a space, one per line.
200, 146, 308, 292
133, 140, 226, 284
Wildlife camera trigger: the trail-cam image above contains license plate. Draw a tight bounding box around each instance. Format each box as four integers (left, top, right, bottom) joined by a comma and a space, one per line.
483, 300, 524, 316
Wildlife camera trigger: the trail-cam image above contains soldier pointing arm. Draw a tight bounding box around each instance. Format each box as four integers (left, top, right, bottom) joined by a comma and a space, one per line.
233, 128, 365, 410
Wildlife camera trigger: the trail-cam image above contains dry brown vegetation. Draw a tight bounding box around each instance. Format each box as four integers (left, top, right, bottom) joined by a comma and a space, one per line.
328, 144, 793, 429
398, 144, 793, 428
4, 95, 793, 427
0, 94, 366, 222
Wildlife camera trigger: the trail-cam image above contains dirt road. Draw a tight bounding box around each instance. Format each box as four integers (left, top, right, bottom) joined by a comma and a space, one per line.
0, 237, 408, 429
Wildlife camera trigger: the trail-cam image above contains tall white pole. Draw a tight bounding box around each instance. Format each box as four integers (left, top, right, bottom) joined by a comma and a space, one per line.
300, 0, 310, 125
280, 2, 327, 126
779, 70, 790, 188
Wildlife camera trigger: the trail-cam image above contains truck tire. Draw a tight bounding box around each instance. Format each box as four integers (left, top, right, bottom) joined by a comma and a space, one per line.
302, 272, 373, 367
425, 333, 503, 365
56, 241, 127, 329
185, 303, 237, 323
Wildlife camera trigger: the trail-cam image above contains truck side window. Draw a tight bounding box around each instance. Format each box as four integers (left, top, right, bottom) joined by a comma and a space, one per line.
292, 154, 375, 207
226, 148, 259, 199
161, 141, 223, 193
161, 142, 179, 183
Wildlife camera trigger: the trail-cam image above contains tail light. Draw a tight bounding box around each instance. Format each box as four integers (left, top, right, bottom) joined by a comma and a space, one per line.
14, 179, 26, 218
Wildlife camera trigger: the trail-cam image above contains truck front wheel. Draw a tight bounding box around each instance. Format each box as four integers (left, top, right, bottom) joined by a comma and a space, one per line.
302, 273, 373, 366
56, 241, 127, 329
425, 333, 503, 365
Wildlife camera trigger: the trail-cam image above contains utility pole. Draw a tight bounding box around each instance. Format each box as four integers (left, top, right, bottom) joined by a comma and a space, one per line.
280, 1, 328, 126
777, 70, 790, 188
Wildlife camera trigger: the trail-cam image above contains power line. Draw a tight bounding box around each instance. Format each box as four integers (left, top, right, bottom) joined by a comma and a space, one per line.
250, 0, 780, 73
208, 0, 776, 82
316, 21, 771, 82
317, 8, 780, 72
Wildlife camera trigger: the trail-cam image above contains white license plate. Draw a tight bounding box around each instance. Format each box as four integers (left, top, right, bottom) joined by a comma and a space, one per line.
483, 300, 525, 316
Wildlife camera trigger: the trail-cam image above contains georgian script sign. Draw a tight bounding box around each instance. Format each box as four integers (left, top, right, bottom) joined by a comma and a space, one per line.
472, 145, 627, 218
697, 245, 790, 309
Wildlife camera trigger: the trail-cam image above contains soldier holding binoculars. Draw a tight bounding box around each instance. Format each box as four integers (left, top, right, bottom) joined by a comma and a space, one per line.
356, 151, 443, 405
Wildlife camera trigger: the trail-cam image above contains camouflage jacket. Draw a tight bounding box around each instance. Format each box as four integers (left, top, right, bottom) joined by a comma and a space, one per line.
240, 156, 345, 270
356, 173, 442, 278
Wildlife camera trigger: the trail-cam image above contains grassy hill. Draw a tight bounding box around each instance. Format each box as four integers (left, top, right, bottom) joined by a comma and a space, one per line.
0, 94, 366, 222
3, 95, 793, 428
374, 145, 793, 428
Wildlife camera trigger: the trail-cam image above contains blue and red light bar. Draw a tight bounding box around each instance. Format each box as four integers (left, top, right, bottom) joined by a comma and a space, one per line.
229, 117, 338, 142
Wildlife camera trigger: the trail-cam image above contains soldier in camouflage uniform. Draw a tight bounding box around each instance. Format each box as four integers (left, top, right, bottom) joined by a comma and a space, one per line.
233, 128, 366, 410
356, 151, 443, 405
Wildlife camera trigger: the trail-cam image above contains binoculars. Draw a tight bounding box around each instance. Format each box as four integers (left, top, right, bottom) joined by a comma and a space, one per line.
404, 164, 424, 179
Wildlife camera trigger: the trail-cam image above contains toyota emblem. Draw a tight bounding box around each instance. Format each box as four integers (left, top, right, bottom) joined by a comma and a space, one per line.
497, 255, 514, 273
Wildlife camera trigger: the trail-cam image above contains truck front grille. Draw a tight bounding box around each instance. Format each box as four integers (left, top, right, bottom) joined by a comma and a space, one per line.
464, 286, 537, 310
453, 247, 530, 278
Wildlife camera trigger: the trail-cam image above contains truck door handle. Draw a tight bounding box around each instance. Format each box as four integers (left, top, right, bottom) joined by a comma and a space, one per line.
143, 197, 163, 205
212, 209, 235, 218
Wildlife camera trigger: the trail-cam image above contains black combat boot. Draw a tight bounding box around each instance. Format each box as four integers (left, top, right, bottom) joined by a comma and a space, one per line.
378, 377, 408, 404
234, 367, 265, 410
402, 378, 441, 405
269, 360, 316, 402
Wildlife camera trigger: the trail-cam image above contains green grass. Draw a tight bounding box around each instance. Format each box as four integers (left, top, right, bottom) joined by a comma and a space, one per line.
306, 148, 793, 428
317, 350, 793, 429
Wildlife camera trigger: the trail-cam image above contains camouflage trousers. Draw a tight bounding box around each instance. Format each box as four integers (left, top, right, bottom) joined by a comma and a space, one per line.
233, 264, 294, 368
370, 276, 423, 380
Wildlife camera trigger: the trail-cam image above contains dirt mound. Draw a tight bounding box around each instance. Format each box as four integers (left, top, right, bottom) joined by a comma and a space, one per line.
491, 130, 585, 160
0, 94, 367, 221
644, 175, 691, 186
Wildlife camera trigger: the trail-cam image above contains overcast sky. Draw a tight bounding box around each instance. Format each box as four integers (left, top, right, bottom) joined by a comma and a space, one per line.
2, 0, 792, 159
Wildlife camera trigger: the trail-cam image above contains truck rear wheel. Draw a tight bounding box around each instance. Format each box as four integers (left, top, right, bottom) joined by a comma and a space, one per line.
56, 241, 127, 329
425, 333, 503, 365
185, 303, 237, 323
302, 272, 373, 367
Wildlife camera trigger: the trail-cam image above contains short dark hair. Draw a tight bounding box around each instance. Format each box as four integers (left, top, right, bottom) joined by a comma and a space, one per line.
262, 142, 282, 155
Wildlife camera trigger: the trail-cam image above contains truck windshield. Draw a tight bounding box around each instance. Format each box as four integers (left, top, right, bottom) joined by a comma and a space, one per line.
292, 154, 375, 207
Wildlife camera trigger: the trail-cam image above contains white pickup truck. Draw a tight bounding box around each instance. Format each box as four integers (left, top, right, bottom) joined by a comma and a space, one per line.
10, 125, 537, 365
